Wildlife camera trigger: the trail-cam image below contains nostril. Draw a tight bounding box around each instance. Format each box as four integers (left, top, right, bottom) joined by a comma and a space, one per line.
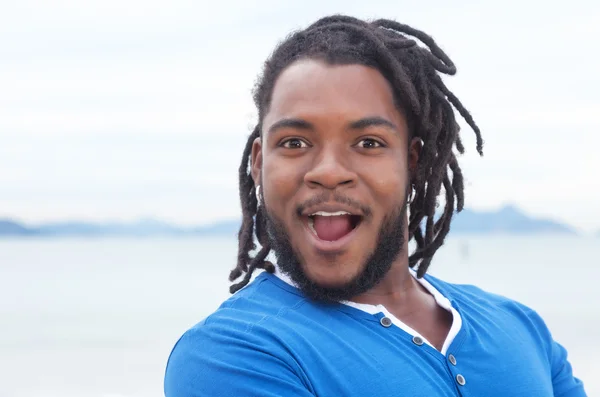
304, 161, 357, 189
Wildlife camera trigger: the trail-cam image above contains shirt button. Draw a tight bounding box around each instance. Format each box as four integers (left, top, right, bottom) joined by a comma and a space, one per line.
456, 374, 466, 386
412, 336, 424, 346
448, 354, 457, 365
380, 317, 392, 328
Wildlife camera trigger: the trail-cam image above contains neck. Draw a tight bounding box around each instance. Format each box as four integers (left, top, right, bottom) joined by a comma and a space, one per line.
349, 258, 419, 307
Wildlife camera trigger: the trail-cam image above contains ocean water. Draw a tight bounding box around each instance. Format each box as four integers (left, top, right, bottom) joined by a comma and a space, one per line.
0, 236, 598, 396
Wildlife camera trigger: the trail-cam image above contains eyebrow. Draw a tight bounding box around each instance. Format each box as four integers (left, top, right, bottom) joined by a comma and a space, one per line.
348, 116, 399, 132
266, 116, 399, 135
267, 118, 314, 135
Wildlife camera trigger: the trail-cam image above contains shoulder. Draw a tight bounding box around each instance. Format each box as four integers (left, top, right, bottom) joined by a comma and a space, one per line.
168, 271, 309, 355
164, 272, 315, 396
425, 274, 555, 346
424, 273, 535, 313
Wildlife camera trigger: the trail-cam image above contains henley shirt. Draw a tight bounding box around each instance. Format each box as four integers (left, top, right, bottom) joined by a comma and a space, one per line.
164, 271, 586, 396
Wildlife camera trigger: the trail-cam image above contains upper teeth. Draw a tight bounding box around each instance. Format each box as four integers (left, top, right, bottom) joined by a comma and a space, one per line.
310, 211, 351, 216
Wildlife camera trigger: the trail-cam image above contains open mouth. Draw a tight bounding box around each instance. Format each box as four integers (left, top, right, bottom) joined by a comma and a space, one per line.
306, 211, 363, 242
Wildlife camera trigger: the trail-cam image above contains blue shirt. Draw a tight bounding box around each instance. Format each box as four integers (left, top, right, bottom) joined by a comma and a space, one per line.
164, 271, 587, 396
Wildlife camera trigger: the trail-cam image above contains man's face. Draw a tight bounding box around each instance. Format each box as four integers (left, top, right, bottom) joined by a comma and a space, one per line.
251, 59, 419, 301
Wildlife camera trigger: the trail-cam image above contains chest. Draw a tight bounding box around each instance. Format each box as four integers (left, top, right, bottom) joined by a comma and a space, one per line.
286, 314, 554, 397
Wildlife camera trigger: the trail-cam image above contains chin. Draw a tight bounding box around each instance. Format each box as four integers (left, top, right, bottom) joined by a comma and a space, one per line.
300, 257, 367, 289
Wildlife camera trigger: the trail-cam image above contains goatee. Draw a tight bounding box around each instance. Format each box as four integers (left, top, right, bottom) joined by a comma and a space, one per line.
264, 199, 408, 303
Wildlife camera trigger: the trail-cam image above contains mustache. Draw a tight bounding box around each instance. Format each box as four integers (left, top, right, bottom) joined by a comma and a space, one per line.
295, 192, 373, 218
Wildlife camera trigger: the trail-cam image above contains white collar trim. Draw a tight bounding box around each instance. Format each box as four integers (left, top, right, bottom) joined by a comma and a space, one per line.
273, 266, 462, 355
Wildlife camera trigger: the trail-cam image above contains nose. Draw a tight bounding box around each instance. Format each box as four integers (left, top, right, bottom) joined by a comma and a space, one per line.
304, 146, 357, 190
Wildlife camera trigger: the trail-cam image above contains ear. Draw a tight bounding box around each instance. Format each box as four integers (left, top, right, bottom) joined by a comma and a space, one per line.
250, 136, 263, 187
408, 137, 422, 183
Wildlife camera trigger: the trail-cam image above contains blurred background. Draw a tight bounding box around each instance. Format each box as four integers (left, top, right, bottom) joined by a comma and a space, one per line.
1, 0, 598, 396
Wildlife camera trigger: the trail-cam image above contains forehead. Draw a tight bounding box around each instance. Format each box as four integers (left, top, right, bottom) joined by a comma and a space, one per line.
264, 59, 405, 128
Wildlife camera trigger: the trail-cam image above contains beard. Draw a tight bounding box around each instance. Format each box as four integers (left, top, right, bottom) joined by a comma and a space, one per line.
263, 198, 408, 303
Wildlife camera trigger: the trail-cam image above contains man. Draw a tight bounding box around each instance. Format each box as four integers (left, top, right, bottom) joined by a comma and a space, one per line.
164, 15, 586, 396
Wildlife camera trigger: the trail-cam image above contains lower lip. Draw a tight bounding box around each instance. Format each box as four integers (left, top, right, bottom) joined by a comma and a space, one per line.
302, 217, 361, 255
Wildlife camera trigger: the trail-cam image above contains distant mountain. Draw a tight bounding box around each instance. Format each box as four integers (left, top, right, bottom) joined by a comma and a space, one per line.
450, 205, 576, 235
0, 205, 580, 238
0, 219, 37, 236
36, 218, 186, 237
190, 220, 240, 238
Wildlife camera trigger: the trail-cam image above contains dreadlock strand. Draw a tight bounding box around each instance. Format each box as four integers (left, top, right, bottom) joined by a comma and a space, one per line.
409, 226, 425, 268
381, 37, 418, 51
231, 127, 260, 282
254, 205, 275, 274
229, 245, 271, 294
434, 174, 456, 235
424, 215, 435, 248
371, 19, 457, 75
448, 154, 465, 211
407, 54, 434, 131
413, 175, 456, 264
416, 257, 433, 278
408, 194, 426, 237
431, 74, 483, 155
455, 134, 465, 154
231, 206, 272, 294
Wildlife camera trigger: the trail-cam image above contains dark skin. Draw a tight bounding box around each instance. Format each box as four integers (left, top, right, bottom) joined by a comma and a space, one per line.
251, 59, 452, 351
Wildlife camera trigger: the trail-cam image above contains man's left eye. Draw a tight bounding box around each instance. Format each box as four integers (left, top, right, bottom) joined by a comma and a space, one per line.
358, 139, 383, 149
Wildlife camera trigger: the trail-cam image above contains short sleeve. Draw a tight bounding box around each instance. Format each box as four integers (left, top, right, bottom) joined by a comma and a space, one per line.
549, 338, 587, 397
164, 322, 315, 397
523, 308, 587, 397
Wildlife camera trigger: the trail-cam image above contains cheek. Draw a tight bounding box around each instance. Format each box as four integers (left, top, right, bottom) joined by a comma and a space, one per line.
359, 159, 408, 207
262, 156, 303, 210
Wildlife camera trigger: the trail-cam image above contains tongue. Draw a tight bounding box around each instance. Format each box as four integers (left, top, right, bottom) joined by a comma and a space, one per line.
313, 215, 353, 241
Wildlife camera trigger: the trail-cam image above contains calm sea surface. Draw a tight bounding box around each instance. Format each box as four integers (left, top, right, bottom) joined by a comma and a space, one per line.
0, 236, 598, 396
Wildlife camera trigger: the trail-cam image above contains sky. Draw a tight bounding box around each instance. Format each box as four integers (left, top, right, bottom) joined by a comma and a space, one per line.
1, 0, 599, 232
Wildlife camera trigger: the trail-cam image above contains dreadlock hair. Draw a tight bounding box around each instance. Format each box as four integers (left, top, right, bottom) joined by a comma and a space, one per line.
228, 15, 483, 294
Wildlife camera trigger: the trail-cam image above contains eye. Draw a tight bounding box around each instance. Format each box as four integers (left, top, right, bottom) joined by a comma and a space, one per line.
357, 138, 384, 149
281, 138, 309, 149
